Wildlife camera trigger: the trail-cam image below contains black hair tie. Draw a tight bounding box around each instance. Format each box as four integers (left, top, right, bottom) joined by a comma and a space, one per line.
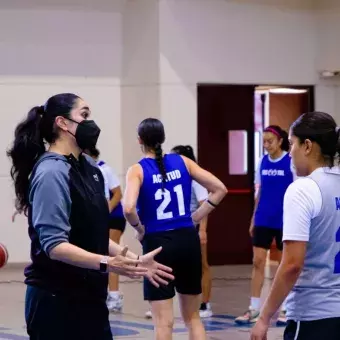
207, 199, 218, 208
37, 105, 45, 117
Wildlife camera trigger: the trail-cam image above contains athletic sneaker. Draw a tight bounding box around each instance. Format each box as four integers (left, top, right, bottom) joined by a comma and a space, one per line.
199, 302, 213, 318
276, 310, 287, 326
145, 310, 152, 319
235, 308, 260, 324
107, 293, 123, 312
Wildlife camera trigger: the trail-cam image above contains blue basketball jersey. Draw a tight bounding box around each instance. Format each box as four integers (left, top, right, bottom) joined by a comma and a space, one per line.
138, 154, 194, 234
254, 153, 293, 229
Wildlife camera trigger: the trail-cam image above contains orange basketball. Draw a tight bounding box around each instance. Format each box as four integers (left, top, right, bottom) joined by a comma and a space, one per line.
0, 243, 9, 269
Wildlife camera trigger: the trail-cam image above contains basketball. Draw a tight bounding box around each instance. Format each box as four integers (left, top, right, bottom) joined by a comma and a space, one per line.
0, 243, 9, 269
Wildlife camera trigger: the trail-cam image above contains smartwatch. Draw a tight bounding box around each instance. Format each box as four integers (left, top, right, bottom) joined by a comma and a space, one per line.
99, 256, 109, 273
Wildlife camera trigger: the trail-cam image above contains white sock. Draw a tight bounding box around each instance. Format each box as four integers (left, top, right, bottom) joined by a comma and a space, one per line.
109, 291, 120, 298
250, 297, 261, 311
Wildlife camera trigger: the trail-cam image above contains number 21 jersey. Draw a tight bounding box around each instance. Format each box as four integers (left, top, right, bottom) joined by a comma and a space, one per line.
138, 154, 194, 234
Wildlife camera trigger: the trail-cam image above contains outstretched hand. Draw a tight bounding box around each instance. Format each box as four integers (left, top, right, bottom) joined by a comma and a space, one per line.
107, 246, 147, 279
140, 247, 174, 287
250, 318, 269, 340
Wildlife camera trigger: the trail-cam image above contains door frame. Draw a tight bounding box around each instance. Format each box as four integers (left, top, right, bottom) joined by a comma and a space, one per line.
196, 83, 315, 265
254, 84, 315, 112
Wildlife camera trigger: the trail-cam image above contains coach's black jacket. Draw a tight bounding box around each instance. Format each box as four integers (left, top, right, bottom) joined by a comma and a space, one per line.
24, 152, 110, 300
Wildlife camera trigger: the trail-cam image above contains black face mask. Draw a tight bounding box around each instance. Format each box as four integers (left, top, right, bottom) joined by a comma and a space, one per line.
67, 118, 101, 150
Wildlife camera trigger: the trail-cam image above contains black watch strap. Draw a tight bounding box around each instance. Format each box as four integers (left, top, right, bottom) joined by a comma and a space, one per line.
99, 256, 109, 273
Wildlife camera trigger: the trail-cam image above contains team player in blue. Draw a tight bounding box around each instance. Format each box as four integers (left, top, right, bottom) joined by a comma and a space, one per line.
251, 112, 340, 339
123, 118, 227, 340
236, 125, 296, 326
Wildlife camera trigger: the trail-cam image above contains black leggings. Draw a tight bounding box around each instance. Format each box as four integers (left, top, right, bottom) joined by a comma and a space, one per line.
25, 285, 112, 340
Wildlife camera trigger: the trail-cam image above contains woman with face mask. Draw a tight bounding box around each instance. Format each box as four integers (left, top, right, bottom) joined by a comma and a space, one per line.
7, 93, 174, 340
235, 125, 296, 326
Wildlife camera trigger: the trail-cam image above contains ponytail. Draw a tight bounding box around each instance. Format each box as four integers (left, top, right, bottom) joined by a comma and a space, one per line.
7, 106, 46, 214
154, 143, 166, 191
279, 130, 289, 152
137, 118, 167, 189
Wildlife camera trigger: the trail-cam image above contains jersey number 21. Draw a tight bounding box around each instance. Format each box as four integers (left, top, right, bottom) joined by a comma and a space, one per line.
155, 184, 185, 220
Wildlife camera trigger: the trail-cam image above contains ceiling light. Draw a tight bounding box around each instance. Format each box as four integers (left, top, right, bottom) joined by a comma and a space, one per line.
269, 88, 307, 94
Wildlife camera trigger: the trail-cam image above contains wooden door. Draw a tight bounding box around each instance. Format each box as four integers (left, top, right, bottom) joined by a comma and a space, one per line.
268, 86, 314, 262
197, 84, 255, 265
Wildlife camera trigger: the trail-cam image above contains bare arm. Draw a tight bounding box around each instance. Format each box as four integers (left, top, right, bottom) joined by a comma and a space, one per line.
182, 156, 227, 223
108, 186, 122, 213
108, 239, 139, 260
50, 243, 104, 270
122, 164, 144, 233
251, 159, 262, 227
249, 185, 261, 236
252, 185, 261, 221
259, 240, 306, 323
256, 178, 317, 325
197, 200, 208, 245
198, 199, 208, 231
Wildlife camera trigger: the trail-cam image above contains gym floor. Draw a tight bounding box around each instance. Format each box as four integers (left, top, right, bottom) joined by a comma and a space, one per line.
0, 264, 284, 339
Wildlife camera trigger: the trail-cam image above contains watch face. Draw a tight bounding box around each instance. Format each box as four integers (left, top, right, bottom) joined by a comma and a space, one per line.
100, 257, 108, 272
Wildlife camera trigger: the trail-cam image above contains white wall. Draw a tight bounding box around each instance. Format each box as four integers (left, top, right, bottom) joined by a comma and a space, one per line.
3, 0, 340, 263
121, 0, 160, 171
121, 0, 340, 261
314, 0, 340, 119
316, 0, 340, 71
158, 0, 318, 151
120, 0, 162, 256
0, 1, 123, 263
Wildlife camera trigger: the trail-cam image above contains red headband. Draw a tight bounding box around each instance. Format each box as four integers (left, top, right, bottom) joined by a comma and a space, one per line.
264, 127, 281, 138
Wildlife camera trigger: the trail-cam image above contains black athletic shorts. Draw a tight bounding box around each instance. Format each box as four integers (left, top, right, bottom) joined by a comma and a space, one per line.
142, 227, 202, 301
284, 318, 340, 340
252, 226, 283, 251
108, 217, 126, 232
